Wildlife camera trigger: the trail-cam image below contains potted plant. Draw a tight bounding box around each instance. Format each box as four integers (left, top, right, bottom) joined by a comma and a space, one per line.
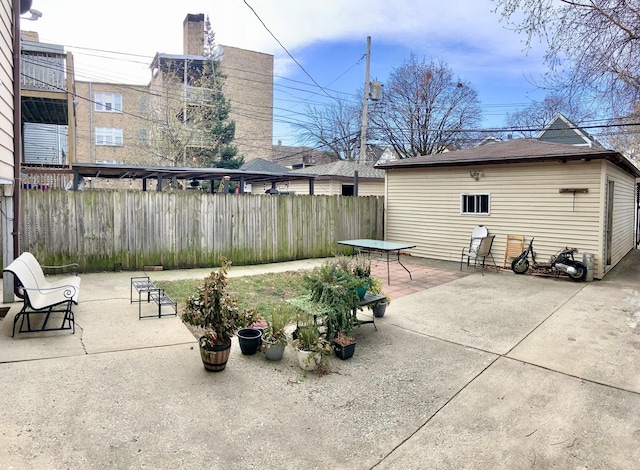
371, 295, 391, 318
304, 263, 361, 333
367, 276, 390, 318
181, 257, 261, 372
261, 308, 293, 361
351, 256, 372, 299
302, 260, 363, 360
292, 323, 332, 371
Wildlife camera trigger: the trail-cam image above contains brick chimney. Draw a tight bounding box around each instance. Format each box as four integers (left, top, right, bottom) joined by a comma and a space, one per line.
183, 13, 205, 55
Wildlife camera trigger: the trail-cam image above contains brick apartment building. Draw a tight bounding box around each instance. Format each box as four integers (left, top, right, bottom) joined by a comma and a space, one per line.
25, 13, 273, 169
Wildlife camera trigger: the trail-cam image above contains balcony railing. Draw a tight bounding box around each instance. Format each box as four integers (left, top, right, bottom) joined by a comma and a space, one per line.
21, 52, 67, 92
185, 85, 217, 105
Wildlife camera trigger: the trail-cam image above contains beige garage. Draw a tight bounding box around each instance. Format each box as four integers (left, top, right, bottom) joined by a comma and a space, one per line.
377, 139, 640, 279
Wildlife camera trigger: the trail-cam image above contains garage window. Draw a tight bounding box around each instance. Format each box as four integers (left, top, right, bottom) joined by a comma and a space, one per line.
461, 193, 490, 215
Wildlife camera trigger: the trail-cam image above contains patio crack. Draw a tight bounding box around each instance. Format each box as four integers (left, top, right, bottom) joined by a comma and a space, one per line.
372, 286, 592, 469
75, 322, 88, 354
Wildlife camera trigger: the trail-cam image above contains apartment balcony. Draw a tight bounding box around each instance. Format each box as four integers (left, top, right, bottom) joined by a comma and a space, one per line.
20, 40, 77, 165
186, 128, 219, 148
185, 85, 217, 105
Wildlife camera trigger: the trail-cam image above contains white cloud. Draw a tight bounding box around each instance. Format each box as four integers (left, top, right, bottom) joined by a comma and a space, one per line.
25, 0, 551, 133
27, 0, 544, 84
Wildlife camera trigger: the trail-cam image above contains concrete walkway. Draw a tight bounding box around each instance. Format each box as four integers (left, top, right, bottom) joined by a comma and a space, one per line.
1, 253, 639, 469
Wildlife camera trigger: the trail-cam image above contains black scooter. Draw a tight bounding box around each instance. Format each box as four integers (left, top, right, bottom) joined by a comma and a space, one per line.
511, 238, 587, 281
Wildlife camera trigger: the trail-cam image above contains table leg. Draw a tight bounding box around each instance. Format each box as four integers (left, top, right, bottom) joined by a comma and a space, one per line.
396, 250, 413, 280
386, 251, 391, 285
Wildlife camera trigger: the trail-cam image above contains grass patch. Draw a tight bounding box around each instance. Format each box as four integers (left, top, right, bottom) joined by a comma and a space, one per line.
155, 270, 308, 318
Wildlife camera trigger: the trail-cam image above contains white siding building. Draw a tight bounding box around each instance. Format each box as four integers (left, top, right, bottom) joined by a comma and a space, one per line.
377, 139, 640, 279
0, 0, 14, 184
288, 161, 385, 196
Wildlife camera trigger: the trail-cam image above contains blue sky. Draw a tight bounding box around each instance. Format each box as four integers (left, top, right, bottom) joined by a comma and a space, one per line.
25, 0, 550, 146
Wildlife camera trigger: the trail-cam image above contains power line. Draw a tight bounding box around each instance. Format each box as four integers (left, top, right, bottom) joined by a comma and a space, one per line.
241, 0, 339, 104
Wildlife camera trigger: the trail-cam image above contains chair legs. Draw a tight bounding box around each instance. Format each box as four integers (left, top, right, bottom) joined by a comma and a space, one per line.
478, 252, 500, 275
460, 248, 474, 271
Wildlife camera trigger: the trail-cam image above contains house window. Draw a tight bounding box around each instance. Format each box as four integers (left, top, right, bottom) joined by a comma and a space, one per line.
96, 127, 123, 146
95, 93, 122, 112
342, 184, 354, 196
138, 96, 148, 112
461, 193, 490, 215
137, 129, 147, 146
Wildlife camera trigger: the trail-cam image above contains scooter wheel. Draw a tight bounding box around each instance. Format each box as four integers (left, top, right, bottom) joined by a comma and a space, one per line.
511, 257, 529, 274
568, 263, 587, 281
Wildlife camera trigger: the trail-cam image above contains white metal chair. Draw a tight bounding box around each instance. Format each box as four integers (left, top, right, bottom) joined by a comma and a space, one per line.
460, 225, 488, 271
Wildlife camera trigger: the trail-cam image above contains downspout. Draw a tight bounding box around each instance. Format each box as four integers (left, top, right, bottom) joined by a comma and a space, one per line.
89, 82, 93, 162
12, 0, 21, 259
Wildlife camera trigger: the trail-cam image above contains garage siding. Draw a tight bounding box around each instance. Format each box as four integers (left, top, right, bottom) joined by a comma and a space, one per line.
604, 161, 636, 272
385, 160, 610, 277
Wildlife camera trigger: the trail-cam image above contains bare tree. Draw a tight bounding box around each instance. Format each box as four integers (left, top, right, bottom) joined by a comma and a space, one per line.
605, 105, 640, 163
505, 94, 595, 138
294, 99, 362, 161
368, 55, 482, 158
493, 0, 640, 115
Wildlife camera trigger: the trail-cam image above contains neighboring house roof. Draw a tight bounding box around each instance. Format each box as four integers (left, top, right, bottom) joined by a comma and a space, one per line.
537, 113, 603, 147
241, 158, 290, 174
368, 146, 385, 162
272, 142, 337, 168
478, 136, 502, 146
376, 138, 640, 177
375, 147, 400, 166
290, 160, 385, 180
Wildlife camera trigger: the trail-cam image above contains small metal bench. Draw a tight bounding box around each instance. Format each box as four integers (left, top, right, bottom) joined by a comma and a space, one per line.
130, 276, 177, 319
354, 292, 386, 330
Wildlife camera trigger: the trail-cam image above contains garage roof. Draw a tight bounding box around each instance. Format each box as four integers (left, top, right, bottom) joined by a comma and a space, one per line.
376, 139, 640, 178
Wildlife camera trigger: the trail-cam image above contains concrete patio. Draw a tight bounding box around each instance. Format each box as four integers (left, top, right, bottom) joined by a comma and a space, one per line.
1, 253, 639, 469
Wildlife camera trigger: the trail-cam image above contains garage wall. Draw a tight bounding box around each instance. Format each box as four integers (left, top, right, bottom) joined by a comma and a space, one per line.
603, 160, 636, 272
385, 160, 615, 278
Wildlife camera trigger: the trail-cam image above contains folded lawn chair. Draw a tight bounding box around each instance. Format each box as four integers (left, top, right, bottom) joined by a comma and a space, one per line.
503, 234, 525, 268
474, 235, 499, 275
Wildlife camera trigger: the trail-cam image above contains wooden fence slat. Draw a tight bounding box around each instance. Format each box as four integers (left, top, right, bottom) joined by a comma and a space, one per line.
7, 191, 384, 272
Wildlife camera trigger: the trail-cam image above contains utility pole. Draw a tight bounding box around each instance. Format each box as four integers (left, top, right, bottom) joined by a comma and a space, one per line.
359, 36, 371, 165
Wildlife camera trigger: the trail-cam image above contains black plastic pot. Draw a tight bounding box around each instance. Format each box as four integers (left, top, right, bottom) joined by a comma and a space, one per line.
237, 328, 263, 355
332, 340, 356, 360
373, 302, 387, 318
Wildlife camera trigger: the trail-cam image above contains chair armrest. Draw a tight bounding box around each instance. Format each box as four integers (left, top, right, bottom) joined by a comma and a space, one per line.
41, 263, 80, 276
21, 284, 78, 300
